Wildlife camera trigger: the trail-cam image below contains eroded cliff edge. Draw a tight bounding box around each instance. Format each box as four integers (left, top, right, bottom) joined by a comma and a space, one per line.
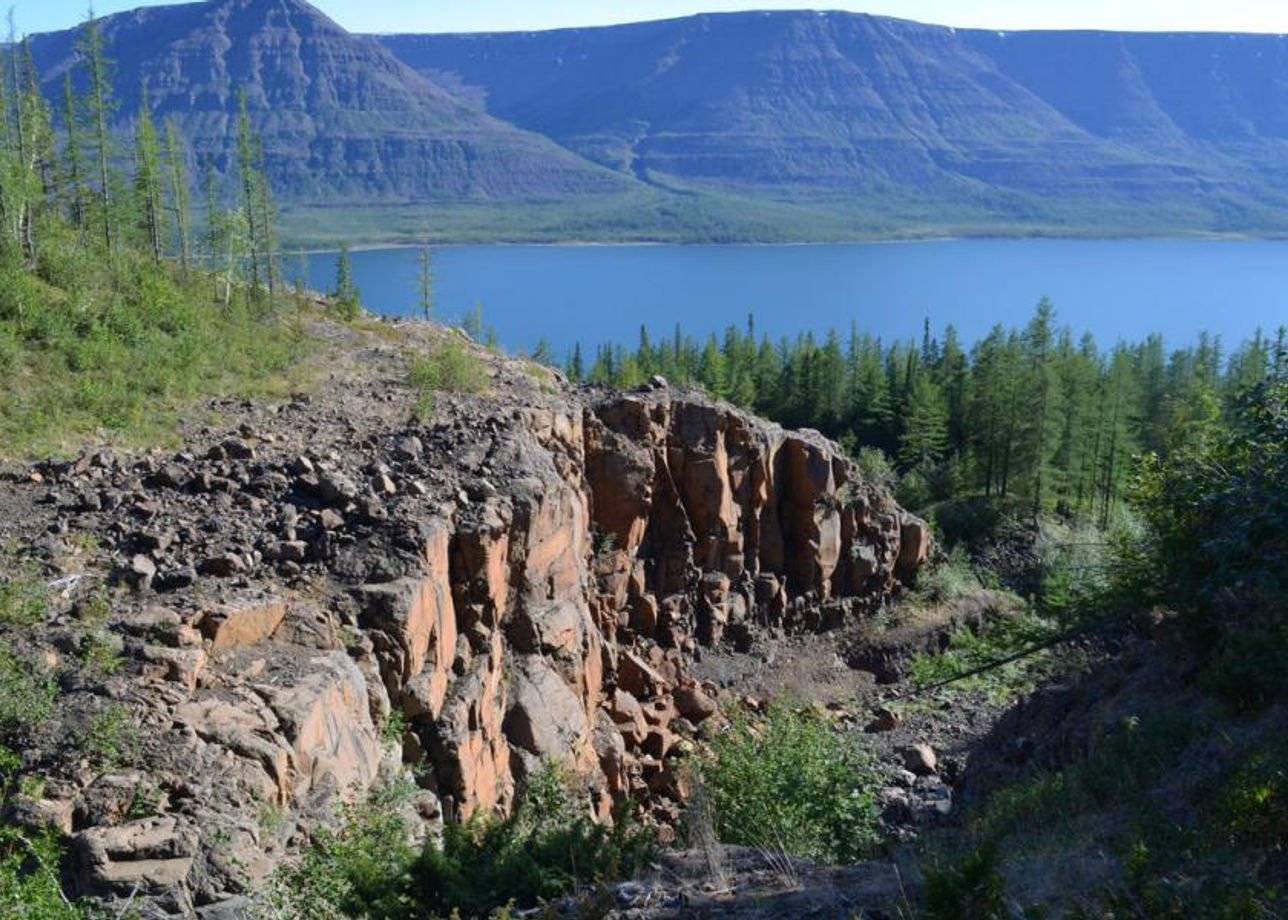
0, 328, 927, 917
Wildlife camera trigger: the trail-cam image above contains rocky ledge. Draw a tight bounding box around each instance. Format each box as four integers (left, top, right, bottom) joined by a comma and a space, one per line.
0, 324, 927, 917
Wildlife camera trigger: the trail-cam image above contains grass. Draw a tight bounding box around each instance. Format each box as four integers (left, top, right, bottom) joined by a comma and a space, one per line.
0, 566, 50, 627
0, 221, 314, 457
0, 646, 57, 743
406, 336, 490, 419
908, 609, 1073, 703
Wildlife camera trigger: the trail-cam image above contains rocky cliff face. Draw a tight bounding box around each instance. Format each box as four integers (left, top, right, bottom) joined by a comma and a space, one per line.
0, 329, 925, 917
26, 0, 631, 202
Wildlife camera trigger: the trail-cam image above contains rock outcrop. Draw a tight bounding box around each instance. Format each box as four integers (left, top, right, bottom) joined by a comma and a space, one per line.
1, 359, 926, 916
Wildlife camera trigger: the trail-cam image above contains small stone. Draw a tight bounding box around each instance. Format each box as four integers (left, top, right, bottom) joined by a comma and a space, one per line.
154, 465, 189, 490
222, 439, 256, 461
319, 508, 345, 531
356, 497, 387, 522
156, 567, 197, 592
198, 555, 244, 578
269, 541, 308, 563
137, 531, 175, 554
865, 706, 902, 733
318, 472, 358, 505
395, 436, 423, 459
899, 743, 938, 776
672, 686, 717, 723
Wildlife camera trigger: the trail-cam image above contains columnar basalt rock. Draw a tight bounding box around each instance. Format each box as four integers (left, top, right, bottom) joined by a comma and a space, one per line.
6, 369, 926, 917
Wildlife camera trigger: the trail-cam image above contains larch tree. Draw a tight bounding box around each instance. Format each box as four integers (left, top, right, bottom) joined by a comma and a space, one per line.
77, 7, 118, 254
163, 117, 191, 272
132, 84, 164, 263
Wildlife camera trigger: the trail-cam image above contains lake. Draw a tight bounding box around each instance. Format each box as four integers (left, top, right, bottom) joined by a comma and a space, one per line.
302, 239, 1288, 358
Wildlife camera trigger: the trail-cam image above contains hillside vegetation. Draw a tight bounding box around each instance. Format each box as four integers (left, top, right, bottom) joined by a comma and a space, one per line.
0, 17, 313, 456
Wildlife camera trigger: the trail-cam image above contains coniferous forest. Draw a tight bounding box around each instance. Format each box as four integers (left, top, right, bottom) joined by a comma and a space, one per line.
570, 306, 1285, 521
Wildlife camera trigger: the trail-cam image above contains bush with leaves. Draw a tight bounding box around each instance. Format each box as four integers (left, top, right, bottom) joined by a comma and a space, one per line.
695, 698, 880, 863
410, 763, 654, 916
919, 843, 1010, 920
255, 764, 653, 919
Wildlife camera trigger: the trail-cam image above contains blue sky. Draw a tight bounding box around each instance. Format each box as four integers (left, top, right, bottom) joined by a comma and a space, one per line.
19, 0, 1288, 37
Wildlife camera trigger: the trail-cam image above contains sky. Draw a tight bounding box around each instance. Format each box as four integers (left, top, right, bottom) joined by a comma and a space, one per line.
19, 0, 1288, 37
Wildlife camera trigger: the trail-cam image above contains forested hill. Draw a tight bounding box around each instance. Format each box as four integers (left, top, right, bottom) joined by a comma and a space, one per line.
24, 0, 633, 203
379, 12, 1288, 235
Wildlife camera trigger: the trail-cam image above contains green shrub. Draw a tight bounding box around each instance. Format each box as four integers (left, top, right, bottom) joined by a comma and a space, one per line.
906, 546, 980, 610
0, 646, 56, 743
851, 446, 897, 494
1122, 375, 1288, 710
406, 338, 489, 418
919, 843, 1009, 920
78, 703, 138, 768
411, 763, 654, 916
695, 699, 879, 863
908, 609, 1065, 702
254, 778, 418, 920
258, 764, 653, 919
0, 219, 308, 455
1213, 741, 1288, 850
0, 827, 89, 920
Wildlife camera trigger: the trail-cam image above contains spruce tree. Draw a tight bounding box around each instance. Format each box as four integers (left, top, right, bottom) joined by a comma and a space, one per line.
332, 244, 360, 318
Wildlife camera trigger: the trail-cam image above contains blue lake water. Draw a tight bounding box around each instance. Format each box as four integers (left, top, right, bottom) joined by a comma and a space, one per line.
302, 239, 1288, 357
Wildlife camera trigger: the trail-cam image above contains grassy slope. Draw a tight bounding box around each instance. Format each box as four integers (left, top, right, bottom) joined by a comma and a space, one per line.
0, 224, 314, 458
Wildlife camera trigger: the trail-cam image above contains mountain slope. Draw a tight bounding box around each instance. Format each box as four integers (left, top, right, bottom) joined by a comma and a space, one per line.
378, 12, 1288, 232
27, 0, 634, 202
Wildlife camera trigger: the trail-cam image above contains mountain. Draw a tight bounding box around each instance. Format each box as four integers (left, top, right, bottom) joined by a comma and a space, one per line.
23, 3, 1288, 240
378, 11, 1288, 234
26, 0, 633, 203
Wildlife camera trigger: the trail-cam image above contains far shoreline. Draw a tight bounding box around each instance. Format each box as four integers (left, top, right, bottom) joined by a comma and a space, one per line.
284, 229, 1288, 256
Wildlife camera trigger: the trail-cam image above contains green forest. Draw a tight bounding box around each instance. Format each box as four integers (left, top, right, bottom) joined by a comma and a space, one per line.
569, 308, 1286, 523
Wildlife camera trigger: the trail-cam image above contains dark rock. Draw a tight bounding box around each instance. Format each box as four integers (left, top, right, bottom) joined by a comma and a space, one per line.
198, 555, 245, 578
